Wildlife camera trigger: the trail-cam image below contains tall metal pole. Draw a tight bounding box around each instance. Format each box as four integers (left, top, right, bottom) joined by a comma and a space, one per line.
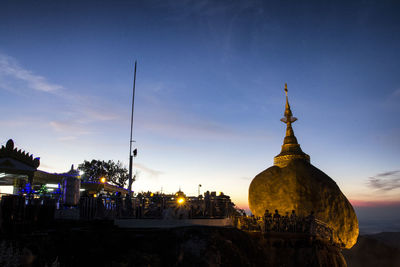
128, 61, 137, 196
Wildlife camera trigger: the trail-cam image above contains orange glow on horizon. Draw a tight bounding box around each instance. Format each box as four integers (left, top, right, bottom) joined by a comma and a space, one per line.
235, 202, 249, 211
238, 200, 400, 212
350, 199, 400, 207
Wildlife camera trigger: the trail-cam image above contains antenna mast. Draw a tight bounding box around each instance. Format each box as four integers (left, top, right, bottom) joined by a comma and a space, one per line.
128, 61, 137, 196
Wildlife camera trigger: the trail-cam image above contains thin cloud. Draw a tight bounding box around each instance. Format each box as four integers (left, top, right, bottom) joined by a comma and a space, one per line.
368, 170, 400, 191
157, 0, 262, 20
81, 107, 120, 121
0, 117, 41, 128
137, 98, 269, 141
49, 121, 92, 142
392, 88, 400, 97
136, 95, 239, 140
140, 119, 237, 140
0, 53, 124, 141
49, 121, 90, 133
376, 170, 400, 177
135, 163, 163, 178
57, 136, 79, 142
0, 54, 62, 93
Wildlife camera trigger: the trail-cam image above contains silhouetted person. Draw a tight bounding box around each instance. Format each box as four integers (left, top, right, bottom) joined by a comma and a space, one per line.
273, 210, 280, 231
264, 209, 271, 219
95, 194, 105, 218
290, 210, 296, 219
306, 211, 315, 222
283, 212, 290, 231
306, 211, 316, 234
273, 209, 280, 219
115, 193, 122, 218
290, 210, 297, 232
264, 209, 272, 232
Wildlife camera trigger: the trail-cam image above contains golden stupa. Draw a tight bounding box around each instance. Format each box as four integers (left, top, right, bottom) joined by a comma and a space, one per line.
248, 84, 359, 249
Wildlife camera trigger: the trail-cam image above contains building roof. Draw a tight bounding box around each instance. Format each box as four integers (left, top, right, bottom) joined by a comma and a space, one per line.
81, 181, 130, 194
0, 139, 40, 169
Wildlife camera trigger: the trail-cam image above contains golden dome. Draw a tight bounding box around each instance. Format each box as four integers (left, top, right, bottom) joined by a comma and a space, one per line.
248, 84, 359, 249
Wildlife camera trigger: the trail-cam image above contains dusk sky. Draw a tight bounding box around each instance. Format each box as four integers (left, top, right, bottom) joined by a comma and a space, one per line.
1, 0, 399, 227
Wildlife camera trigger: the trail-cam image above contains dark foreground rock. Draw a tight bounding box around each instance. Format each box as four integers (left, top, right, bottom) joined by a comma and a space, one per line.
343, 233, 400, 267
1, 222, 346, 267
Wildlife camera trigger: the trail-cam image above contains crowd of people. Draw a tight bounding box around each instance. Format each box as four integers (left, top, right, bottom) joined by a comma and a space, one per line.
263, 209, 316, 233
237, 209, 333, 241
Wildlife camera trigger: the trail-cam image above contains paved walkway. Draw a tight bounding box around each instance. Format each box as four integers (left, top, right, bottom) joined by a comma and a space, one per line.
114, 218, 233, 228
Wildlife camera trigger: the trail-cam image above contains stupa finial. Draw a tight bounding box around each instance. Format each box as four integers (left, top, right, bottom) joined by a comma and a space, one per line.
284, 83, 288, 96
280, 83, 297, 144
274, 83, 310, 167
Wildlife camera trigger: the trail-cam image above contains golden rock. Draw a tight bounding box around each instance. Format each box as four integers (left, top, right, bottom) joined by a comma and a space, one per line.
248, 84, 359, 249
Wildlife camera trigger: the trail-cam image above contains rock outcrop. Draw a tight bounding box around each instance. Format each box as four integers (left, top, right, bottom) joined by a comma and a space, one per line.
249, 159, 359, 249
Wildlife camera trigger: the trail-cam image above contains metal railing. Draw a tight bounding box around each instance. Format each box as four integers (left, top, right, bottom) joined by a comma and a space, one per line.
235, 214, 337, 245
0, 195, 57, 231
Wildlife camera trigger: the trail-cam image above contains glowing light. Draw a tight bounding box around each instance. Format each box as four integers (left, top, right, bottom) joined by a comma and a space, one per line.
0, 186, 13, 194
150, 193, 154, 197
100, 177, 106, 183
177, 197, 185, 204
93, 194, 97, 197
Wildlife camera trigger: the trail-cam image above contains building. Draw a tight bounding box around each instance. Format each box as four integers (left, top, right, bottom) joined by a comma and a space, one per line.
0, 139, 129, 199
1, 139, 238, 221
130, 189, 237, 219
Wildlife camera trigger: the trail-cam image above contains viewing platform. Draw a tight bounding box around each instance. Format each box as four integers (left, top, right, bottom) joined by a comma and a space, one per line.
114, 218, 233, 228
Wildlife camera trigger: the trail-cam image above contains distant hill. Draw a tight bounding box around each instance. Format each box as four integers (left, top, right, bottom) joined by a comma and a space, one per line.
343, 232, 400, 267
365, 232, 400, 249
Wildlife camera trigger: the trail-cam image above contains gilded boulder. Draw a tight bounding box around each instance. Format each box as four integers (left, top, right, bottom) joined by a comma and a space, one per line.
248, 159, 359, 249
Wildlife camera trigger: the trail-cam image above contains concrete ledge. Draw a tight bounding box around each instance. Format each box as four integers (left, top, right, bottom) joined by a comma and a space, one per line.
114, 218, 233, 228
54, 208, 80, 220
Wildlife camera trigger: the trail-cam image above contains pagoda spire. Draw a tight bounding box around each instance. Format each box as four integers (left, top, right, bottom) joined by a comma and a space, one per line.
274, 83, 310, 167
280, 83, 298, 145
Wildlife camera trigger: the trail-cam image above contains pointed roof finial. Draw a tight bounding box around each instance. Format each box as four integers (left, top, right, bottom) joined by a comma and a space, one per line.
274, 83, 310, 167
281, 83, 297, 126
284, 83, 288, 96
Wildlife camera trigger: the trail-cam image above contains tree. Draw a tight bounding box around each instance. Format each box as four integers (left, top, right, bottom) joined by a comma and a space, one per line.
78, 160, 132, 188
37, 184, 49, 195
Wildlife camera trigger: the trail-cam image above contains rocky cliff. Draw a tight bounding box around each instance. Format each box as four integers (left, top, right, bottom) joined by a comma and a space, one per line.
1, 223, 347, 267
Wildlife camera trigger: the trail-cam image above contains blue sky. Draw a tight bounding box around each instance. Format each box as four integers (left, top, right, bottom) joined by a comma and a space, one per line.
1, 0, 400, 213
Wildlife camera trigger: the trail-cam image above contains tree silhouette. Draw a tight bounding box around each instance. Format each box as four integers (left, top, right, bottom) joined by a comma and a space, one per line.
78, 160, 132, 188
